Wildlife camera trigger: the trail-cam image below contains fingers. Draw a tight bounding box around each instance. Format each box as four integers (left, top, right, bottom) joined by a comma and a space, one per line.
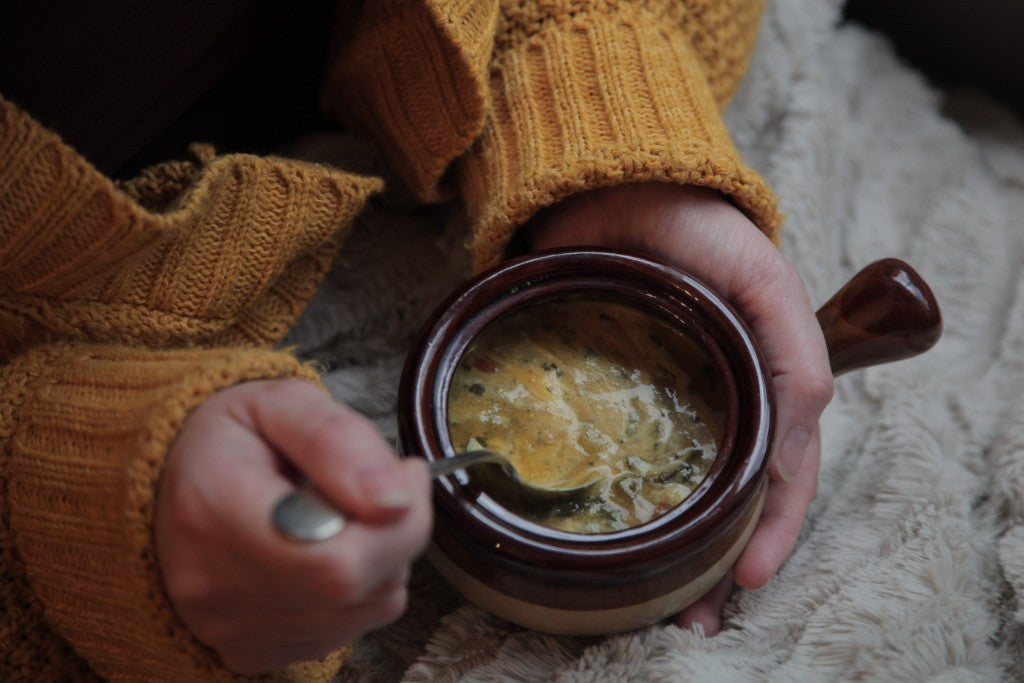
639, 186, 835, 484
675, 209, 829, 587
242, 380, 429, 524
242, 381, 433, 589
672, 572, 734, 636
160, 379, 432, 596
529, 185, 835, 487
298, 460, 432, 600
729, 256, 833, 484
656, 187, 834, 485
674, 431, 820, 632
234, 380, 433, 590
521, 183, 834, 631
733, 428, 821, 589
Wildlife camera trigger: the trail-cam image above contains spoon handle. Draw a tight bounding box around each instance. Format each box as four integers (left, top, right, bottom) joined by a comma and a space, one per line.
273, 451, 505, 542
429, 449, 507, 476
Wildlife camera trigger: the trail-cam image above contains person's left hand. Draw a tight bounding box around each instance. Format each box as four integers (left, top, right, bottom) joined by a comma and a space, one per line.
520, 182, 833, 634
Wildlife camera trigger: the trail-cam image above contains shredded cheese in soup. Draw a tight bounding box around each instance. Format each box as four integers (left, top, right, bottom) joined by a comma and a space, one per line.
446, 298, 725, 533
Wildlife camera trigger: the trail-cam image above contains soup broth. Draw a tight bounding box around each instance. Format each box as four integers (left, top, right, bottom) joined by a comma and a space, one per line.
446, 297, 726, 533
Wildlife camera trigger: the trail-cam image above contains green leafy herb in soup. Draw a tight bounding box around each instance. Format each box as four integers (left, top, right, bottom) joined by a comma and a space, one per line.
446, 298, 726, 533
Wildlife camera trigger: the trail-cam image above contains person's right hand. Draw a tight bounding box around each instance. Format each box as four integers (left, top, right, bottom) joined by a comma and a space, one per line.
155, 379, 432, 675
524, 182, 834, 634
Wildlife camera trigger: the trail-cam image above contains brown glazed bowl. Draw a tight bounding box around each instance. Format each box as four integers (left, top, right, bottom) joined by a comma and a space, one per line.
397, 248, 941, 636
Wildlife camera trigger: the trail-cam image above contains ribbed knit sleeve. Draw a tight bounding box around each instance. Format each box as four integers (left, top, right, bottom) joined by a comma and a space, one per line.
0, 344, 345, 681
326, 0, 781, 270
0, 96, 382, 679
462, 0, 782, 269
321, 0, 499, 203
0, 96, 383, 361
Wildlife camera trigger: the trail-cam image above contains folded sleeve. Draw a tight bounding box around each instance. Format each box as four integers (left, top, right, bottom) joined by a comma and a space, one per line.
325, 0, 782, 270
1, 86, 376, 682
0, 343, 345, 681
321, 0, 499, 203
0, 96, 383, 361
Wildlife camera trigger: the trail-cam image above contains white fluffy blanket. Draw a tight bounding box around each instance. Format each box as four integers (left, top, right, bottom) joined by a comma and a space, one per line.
284, 1, 1024, 679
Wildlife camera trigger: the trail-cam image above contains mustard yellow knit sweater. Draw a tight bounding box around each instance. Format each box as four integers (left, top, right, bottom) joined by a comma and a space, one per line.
0, 1, 779, 679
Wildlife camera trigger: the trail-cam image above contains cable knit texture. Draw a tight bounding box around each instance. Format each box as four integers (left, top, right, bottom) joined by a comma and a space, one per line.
1, 345, 346, 681
1, 0, 779, 678
328, 0, 780, 269
322, 0, 499, 204
0, 96, 377, 679
0, 99, 383, 361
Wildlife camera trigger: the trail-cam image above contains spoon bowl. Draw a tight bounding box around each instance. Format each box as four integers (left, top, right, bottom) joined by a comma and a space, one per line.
433, 449, 605, 502
272, 448, 601, 542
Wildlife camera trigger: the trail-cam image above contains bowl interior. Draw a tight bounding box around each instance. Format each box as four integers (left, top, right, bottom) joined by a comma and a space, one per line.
441, 289, 734, 536
398, 248, 773, 556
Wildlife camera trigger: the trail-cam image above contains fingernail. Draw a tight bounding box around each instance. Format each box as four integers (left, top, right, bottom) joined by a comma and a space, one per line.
357, 466, 412, 509
776, 426, 811, 482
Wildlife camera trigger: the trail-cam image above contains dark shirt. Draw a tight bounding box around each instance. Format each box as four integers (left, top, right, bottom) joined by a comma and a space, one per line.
0, 0, 334, 178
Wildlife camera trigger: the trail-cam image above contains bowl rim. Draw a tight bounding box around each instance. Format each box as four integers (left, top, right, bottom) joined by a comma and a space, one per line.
398, 247, 774, 572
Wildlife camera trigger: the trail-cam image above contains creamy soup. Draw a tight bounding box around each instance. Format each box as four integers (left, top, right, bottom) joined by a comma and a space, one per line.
446, 297, 726, 533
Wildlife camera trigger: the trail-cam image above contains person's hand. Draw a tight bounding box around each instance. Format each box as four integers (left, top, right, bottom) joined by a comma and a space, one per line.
155, 379, 432, 674
522, 182, 834, 634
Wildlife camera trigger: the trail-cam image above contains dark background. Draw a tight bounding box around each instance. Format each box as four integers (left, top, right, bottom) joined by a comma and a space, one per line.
844, 0, 1024, 117
1, 1, 1020, 180
0, 0, 335, 178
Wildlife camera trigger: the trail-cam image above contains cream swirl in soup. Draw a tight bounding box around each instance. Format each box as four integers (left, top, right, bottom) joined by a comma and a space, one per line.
446, 297, 725, 533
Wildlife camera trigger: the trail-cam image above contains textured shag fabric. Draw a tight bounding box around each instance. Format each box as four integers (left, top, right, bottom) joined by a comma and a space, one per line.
0, 1, 779, 677
286, 1, 1024, 679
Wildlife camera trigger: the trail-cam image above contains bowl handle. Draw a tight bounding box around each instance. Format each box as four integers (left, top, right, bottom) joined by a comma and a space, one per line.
815, 259, 942, 377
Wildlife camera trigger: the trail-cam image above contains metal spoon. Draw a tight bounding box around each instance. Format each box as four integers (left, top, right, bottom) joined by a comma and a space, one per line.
272, 449, 603, 542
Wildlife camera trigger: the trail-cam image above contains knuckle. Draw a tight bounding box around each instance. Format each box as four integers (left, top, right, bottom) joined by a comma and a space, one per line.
271, 378, 319, 403
311, 547, 365, 600
752, 249, 797, 289
305, 411, 375, 460
802, 372, 835, 413
162, 565, 216, 613
166, 487, 215, 538
732, 249, 800, 310
376, 586, 409, 625
384, 585, 410, 619
158, 473, 221, 552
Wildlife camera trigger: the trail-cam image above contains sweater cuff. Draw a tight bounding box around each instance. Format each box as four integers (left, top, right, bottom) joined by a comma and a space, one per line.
2, 344, 344, 681
0, 97, 383, 360
458, 5, 782, 270
321, 0, 498, 203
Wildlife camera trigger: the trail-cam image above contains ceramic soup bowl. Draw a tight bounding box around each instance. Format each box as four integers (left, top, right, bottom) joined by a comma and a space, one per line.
397, 248, 941, 635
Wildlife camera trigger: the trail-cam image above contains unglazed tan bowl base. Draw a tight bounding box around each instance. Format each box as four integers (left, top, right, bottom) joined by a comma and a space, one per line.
428, 486, 766, 636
